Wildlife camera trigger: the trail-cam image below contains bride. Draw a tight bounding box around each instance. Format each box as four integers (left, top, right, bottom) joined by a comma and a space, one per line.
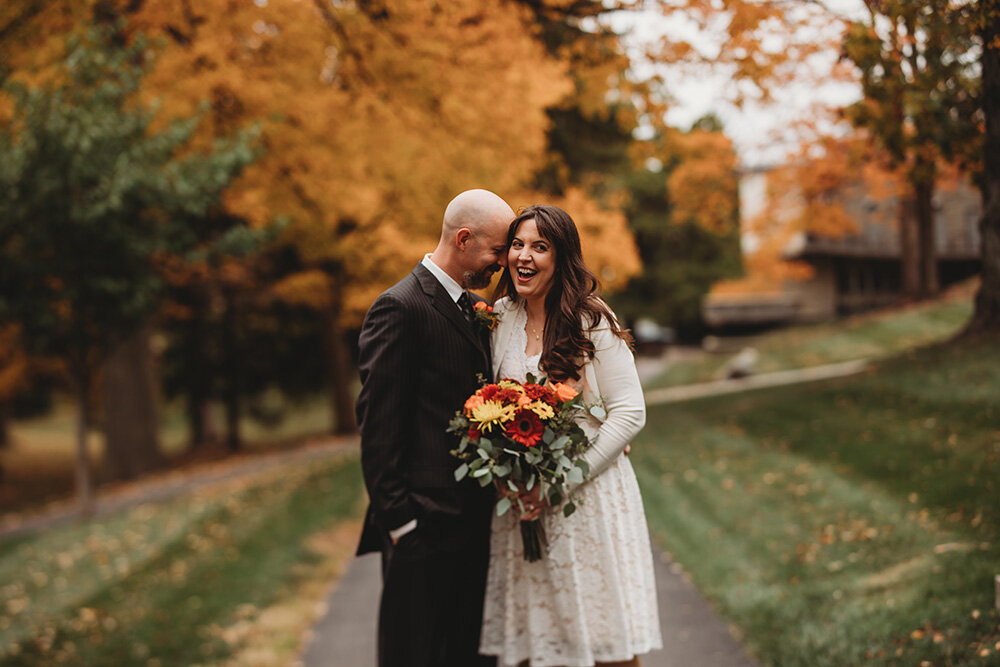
479, 205, 662, 667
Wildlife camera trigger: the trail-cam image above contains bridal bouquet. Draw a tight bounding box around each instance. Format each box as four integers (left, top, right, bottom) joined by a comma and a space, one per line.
448, 375, 604, 561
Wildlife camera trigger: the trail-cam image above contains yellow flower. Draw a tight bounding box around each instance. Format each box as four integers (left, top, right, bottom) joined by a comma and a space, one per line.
497, 380, 526, 393
528, 401, 555, 420
468, 400, 517, 432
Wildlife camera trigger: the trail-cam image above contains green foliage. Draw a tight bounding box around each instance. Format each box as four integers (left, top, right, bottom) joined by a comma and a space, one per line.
634, 336, 1000, 665
612, 133, 742, 338
0, 22, 260, 377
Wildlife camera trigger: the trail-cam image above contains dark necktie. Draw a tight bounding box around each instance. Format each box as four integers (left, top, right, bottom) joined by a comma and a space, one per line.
457, 292, 474, 322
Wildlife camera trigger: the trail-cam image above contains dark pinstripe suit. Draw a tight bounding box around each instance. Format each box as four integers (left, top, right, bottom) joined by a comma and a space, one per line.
356, 263, 496, 667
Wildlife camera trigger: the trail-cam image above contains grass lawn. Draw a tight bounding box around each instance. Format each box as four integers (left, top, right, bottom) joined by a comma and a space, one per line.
648, 283, 974, 389
0, 453, 365, 666
633, 334, 1000, 666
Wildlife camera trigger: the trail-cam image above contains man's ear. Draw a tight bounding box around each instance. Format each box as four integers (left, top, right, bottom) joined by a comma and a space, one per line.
455, 228, 473, 250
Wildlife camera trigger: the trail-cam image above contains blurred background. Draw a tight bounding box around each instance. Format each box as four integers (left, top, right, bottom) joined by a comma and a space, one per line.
0, 1, 997, 665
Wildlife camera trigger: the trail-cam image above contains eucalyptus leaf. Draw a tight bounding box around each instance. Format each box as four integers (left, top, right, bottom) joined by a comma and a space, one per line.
454, 463, 469, 482
496, 497, 512, 516
478, 471, 494, 487
472, 466, 491, 477
563, 502, 577, 518
589, 405, 607, 420
567, 467, 584, 485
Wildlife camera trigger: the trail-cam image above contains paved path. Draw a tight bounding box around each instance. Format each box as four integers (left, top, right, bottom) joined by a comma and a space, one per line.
644, 358, 870, 405
299, 548, 757, 667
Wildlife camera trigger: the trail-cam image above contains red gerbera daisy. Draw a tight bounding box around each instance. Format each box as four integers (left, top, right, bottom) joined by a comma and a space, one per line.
505, 409, 545, 448
467, 426, 481, 441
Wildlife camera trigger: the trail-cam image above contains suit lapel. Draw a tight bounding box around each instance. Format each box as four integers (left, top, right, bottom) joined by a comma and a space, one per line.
412, 265, 488, 359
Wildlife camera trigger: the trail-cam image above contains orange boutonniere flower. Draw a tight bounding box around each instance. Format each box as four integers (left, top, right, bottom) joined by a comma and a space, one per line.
472, 300, 501, 331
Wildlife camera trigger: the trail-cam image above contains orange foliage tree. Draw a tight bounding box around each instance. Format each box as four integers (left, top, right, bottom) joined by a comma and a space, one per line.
3, 1, 647, 441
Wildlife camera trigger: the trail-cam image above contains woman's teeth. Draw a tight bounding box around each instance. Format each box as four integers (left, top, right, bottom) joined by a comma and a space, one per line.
517, 268, 536, 278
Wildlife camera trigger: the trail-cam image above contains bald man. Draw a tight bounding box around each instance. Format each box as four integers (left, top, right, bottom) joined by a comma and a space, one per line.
355, 190, 513, 667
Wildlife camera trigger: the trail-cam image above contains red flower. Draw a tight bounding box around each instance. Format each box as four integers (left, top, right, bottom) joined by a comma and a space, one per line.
524, 383, 558, 406
505, 409, 545, 448
478, 384, 501, 401
467, 426, 481, 441
495, 387, 523, 405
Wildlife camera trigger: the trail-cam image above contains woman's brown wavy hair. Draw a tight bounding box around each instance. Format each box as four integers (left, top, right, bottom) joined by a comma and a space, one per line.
494, 205, 631, 382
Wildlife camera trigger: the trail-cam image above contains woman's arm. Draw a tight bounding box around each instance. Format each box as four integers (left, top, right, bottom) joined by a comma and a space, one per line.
569, 324, 646, 493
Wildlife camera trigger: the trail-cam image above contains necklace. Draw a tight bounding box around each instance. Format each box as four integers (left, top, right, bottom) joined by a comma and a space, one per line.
526, 307, 544, 342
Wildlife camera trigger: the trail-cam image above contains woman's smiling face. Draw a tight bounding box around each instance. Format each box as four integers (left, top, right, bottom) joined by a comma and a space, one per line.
508, 218, 555, 302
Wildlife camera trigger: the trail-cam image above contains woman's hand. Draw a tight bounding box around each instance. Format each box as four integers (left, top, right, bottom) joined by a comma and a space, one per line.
517, 482, 548, 522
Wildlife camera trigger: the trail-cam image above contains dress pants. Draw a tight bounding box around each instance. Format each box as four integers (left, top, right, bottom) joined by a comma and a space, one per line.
378, 526, 495, 667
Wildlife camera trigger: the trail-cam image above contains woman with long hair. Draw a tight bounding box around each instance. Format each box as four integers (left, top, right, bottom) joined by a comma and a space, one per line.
479, 205, 662, 667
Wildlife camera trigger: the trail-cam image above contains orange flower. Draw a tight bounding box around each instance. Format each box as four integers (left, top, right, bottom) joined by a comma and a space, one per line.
473, 301, 489, 312
549, 382, 579, 403
464, 394, 485, 414
517, 394, 532, 407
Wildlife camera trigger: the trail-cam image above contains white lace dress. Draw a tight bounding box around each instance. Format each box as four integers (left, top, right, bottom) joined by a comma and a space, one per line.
479, 307, 662, 667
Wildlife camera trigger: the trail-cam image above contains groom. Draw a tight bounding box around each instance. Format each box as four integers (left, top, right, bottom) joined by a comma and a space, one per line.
355, 189, 514, 667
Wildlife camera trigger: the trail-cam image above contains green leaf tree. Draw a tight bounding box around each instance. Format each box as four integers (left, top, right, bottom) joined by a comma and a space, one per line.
0, 23, 260, 510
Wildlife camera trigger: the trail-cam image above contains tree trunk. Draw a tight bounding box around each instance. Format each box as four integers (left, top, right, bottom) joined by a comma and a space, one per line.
899, 194, 922, 298
73, 375, 94, 514
914, 178, 939, 298
322, 304, 357, 435
221, 290, 242, 452
185, 288, 218, 450
100, 325, 165, 482
0, 401, 8, 449
969, 4, 1000, 332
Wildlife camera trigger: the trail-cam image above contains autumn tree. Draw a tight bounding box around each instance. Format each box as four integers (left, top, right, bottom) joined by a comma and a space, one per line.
842, 0, 980, 299
0, 24, 258, 508
6, 0, 577, 436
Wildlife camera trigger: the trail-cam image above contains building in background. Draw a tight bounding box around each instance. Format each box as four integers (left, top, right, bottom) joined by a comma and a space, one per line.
703, 167, 981, 329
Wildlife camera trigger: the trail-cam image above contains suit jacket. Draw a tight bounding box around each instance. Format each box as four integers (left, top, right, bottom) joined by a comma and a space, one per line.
355, 263, 495, 555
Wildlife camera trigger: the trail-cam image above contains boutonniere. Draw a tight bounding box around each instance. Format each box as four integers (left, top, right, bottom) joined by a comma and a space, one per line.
472, 301, 501, 331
